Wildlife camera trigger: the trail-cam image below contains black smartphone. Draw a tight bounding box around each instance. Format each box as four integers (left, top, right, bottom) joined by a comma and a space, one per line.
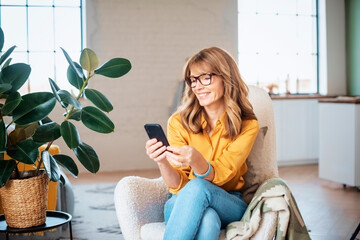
144, 124, 170, 146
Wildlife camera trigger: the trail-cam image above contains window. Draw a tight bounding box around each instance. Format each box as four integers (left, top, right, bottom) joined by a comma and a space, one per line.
0, 0, 84, 93
238, 0, 318, 94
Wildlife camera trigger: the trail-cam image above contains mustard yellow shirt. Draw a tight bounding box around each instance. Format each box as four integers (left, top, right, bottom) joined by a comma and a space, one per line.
167, 112, 259, 194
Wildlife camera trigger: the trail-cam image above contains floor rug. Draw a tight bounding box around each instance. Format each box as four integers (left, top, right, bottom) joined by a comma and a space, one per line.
71, 183, 124, 240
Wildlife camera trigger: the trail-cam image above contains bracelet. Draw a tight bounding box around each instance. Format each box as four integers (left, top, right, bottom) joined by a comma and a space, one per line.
193, 162, 212, 178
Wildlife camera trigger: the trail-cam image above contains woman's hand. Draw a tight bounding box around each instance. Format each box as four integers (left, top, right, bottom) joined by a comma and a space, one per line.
166, 145, 202, 167
145, 138, 167, 164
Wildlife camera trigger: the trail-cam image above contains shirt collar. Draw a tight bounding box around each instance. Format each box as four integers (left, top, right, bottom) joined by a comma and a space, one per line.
201, 111, 227, 130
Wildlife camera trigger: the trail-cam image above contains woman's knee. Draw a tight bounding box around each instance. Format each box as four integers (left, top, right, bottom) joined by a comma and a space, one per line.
181, 178, 210, 195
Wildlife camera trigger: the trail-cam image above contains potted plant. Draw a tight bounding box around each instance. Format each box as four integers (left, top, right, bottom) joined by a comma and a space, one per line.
0, 27, 131, 228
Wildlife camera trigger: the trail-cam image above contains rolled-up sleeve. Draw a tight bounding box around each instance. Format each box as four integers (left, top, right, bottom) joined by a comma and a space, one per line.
211, 120, 259, 187
166, 115, 190, 194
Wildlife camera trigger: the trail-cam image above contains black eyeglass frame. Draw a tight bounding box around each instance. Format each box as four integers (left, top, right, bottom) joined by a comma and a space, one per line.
185, 73, 217, 88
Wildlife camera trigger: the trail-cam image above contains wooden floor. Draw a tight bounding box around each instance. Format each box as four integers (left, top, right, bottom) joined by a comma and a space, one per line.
71, 164, 360, 240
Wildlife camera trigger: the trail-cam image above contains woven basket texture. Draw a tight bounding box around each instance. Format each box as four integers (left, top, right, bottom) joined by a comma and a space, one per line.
0, 171, 49, 228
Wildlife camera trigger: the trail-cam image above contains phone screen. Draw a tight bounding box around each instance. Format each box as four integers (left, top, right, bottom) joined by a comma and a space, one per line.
144, 124, 170, 146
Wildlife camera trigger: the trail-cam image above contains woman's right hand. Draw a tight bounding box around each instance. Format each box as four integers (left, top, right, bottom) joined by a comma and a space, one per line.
145, 138, 167, 164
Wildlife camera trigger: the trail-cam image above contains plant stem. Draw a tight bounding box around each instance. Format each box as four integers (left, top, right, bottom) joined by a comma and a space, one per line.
14, 162, 20, 179
64, 72, 93, 121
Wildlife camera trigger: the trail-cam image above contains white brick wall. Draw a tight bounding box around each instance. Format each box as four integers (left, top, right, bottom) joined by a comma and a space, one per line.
61, 0, 238, 172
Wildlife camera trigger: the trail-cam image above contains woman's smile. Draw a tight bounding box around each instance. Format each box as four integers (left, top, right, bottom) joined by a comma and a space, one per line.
196, 92, 210, 99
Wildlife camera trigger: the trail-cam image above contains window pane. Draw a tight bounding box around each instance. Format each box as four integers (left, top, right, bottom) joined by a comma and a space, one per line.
238, 1, 256, 14
276, 0, 297, 14
6, 52, 28, 64
54, 0, 80, 7
55, 7, 81, 51
0, 0, 26, 5
27, 0, 53, 6
0, 7, 27, 51
28, 7, 54, 51
28, 52, 54, 92
297, 0, 316, 15
296, 16, 315, 54
255, 0, 278, 13
238, 53, 258, 84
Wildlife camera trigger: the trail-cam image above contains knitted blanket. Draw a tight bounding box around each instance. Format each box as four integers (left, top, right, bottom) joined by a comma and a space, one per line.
226, 178, 311, 240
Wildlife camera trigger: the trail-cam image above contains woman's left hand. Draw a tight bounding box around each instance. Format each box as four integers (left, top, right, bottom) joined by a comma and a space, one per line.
166, 146, 202, 167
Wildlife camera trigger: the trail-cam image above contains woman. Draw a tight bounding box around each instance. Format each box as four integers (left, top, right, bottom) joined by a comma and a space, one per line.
145, 47, 259, 240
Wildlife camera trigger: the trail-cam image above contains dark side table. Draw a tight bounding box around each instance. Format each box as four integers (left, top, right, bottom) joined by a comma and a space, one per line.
0, 210, 72, 240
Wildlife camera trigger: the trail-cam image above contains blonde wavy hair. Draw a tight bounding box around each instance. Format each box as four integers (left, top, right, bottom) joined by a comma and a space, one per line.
178, 47, 257, 140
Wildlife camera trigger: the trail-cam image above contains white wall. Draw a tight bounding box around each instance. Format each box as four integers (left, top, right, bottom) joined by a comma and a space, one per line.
59, 0, 238, 173
318, 0, 347, 95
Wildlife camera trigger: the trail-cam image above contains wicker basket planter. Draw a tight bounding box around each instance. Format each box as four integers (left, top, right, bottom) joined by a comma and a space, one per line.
0, 171, 49, 228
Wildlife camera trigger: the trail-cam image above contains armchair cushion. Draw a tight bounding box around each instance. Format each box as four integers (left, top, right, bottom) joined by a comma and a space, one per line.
241, 126, 268, 204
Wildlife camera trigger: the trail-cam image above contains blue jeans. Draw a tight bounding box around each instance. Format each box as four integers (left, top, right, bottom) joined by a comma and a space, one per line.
163, 178, 248, 240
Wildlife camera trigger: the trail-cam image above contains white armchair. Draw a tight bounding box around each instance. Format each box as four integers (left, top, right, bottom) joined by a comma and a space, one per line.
114, 85, 279, 240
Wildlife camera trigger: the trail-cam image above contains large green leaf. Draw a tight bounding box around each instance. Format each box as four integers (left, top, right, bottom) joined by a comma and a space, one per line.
49, 78, 67, 108
0, 160, 16, 187
67, 62, 84, 90
57, 90, 81, 109
60, 121, 80, 149
1, 91, 22, 116
73, 141, 99, 173
84, 89, 113, 113
80, 48, 99, 72
0, 27, 4, 52
0, 45, 16, 66
32, 122, 61, 142
53, 154, 78, 178
61, 47, 84, 79
94, 58, 131, 78
42, 150, 60, 182
0, 63, 31, 93
6, 139, 39, 164
0, 83, 12, 94
0, 120, 6, 152
81, 106, 114, 133
13, 92, 56, 125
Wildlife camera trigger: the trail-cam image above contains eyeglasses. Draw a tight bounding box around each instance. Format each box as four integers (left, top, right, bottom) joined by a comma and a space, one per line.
185, 73, 217, 88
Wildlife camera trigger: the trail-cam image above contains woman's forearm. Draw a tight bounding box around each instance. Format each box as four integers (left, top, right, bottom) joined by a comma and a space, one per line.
191, 159, 215, 181
158, 160, 181, 189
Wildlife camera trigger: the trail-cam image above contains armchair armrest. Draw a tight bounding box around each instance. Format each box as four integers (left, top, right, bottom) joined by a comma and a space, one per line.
114, 176, 169, 240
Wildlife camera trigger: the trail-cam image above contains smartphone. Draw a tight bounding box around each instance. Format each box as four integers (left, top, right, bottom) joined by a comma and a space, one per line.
144, 124, 170, 146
